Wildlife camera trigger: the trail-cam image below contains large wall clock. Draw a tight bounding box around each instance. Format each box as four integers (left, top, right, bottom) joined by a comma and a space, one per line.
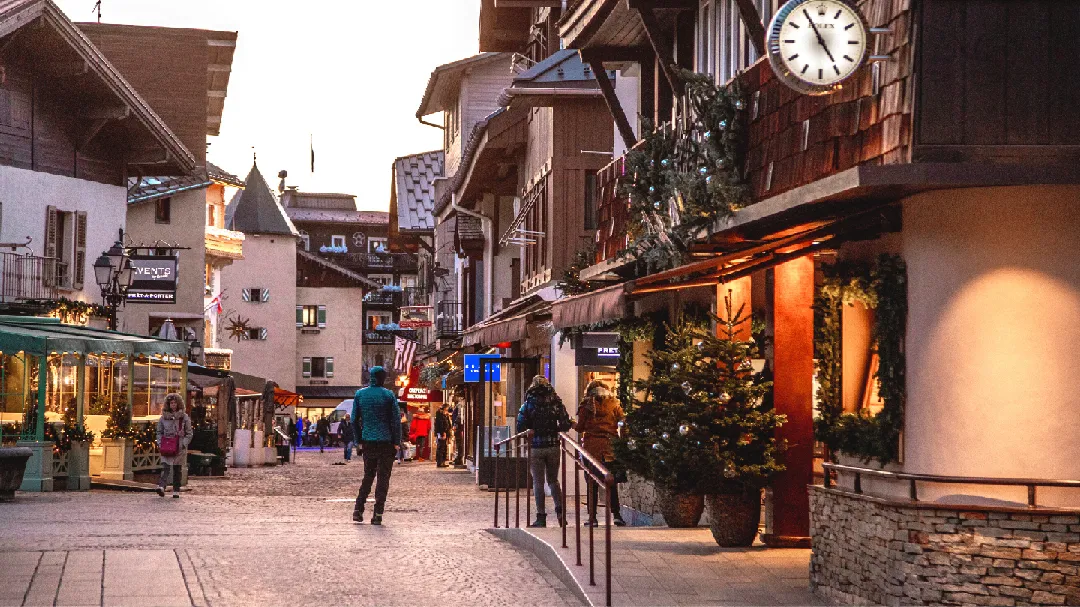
766, 0, 870, 95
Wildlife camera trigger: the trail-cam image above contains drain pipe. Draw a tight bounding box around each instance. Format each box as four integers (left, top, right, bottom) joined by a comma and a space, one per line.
450, 192, 494, 318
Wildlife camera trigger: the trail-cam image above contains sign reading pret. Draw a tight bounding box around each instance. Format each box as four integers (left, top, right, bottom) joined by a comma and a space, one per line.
126, 255, 178, 304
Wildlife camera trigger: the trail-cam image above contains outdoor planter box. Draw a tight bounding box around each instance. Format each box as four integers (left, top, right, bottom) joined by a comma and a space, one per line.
0, 446, 32, 499
67, 441, 91, 491
90, 438, 133, 481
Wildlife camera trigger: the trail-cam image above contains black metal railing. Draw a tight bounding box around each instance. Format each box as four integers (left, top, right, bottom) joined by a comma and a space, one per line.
823, 462, 1080, 509
493, 431, 615, 607
341, 252, 418, 272
0, 253, 58, 302
436, 301, 463, 339
363, 291, 396, 306
401, 287, 427, 308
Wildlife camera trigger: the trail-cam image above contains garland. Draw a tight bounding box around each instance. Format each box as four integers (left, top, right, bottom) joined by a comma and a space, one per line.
813, 254, 907, 464
619, 69, 749, 274
556, 249, 598, 296
35, 297, 108, 325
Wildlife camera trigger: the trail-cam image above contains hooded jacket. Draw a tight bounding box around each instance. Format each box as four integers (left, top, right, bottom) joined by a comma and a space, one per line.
516, 383, 571, 449
352, 372, 403, 445
156, 409, 192, 466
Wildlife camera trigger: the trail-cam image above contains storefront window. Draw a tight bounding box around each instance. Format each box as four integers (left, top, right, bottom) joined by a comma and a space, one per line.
0, 353, 32, 441
131, 354, 184, 418
85, 354, 129, 415
45, 354, 81, 423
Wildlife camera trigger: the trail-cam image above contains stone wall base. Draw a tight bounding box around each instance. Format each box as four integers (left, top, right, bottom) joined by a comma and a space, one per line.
811, 486, 1080, 606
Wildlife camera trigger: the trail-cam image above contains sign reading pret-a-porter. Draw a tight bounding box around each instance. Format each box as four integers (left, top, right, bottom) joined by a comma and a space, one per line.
126, 255, 178, 304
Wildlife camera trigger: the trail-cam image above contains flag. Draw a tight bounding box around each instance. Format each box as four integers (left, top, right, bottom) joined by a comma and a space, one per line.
394, 335, 417, 373
310, 134, 315, 173
205, 295, 223, 314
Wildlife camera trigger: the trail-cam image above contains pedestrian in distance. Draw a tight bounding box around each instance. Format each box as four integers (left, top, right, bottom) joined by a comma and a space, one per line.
295, 417, 305, 448
317, 416, 330, 453
575, 380, 627, 527
351, 366, 403, 525
516, 376, 572, 528
397, 403, 409, 464
434, 403, 452, 468
156, 393, 192, 499
340, 413, 356, 462
451, 400, 465, 467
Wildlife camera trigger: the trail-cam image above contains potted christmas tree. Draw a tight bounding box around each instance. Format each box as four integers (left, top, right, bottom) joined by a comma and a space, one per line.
61, 401, 94, 490
615, 299, 785, 544
94, 401, 135, 480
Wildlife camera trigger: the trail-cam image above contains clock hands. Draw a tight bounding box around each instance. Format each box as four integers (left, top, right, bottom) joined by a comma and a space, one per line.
803, 9, 836, 64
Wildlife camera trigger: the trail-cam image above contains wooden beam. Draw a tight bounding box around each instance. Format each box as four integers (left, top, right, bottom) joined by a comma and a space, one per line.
626, 0, 696, 9
587, 58, 638, 150
635, 5, 683, 96
733, 0, 766, 57
579, 46, 651, 63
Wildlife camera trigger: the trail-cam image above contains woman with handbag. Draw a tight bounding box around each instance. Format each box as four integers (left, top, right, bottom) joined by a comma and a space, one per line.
575, 380, 626, 527
156, 393, 193, 498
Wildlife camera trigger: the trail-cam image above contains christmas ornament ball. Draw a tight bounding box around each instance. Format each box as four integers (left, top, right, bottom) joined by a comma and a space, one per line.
681, 381, 692, 394
671, 362, 681, 372
678, 424, 690, 436
661, 432, 670, 440
652, 443, 661, 451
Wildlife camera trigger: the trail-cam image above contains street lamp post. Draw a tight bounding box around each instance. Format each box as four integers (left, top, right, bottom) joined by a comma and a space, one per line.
93, 229, 133, 331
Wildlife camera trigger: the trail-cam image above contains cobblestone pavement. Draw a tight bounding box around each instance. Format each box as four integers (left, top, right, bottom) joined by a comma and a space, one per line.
0, 450, 581, 607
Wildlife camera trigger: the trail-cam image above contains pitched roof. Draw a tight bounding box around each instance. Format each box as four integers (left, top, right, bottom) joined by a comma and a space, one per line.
127, 174, 211, 205
287, 208, 388, 225
296, 249, 381, 289
497, 49, 607, 106
416, 53, 508, 118
0, 0, 196, 174
208, 162, 244, 187
226, 163, 298, 236
392, 150, 443, 233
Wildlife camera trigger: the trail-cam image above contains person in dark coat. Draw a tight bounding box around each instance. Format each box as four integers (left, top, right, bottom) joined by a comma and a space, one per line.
351, 367, 403, 525
434, 403, 452, 468
340, 413, 355, 462
317, 416, 330, 453
516, 376, 572, 528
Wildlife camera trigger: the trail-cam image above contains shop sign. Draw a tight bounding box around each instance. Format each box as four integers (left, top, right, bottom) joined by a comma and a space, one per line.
402, 386, 443, 402
126, 255, 178, 304
575, 333, 620, 366
399, 319, 433, 328
400, 306, 432, 329
464, 354, 501, 382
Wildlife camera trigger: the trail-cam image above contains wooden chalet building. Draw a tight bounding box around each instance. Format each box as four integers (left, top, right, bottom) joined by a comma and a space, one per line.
479, 0, 1080, 602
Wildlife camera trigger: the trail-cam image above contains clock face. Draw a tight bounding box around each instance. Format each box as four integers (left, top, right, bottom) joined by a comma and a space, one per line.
766, 0, 869, 95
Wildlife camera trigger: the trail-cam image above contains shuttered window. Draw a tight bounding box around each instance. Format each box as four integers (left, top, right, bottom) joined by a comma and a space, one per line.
73, 211, 87, 290
326, 357, 334, 378
243, 288, 270, 303
302, 357, 312, 377
317, 305, 327, 328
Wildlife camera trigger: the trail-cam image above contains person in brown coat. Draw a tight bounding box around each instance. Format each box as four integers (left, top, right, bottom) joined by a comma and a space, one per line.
575, 380, 626, 526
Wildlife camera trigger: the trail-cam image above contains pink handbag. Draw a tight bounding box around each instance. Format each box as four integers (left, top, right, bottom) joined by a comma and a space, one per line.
160, 417, 183, 456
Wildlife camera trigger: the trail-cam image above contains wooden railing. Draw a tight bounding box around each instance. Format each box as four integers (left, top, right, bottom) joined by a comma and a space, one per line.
493, 431, 615, 607
823, 463, 1080, 509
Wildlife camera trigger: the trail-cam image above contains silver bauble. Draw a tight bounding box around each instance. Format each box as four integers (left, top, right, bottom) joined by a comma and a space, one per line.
681, 381, 692, 394
661, 432, 670, 440
678, 424, 690, 436
652, 443, 661, 451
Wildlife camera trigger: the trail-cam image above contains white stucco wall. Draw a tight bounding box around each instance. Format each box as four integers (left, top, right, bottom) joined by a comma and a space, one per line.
0, 166, 127, 304
613, 70, 640, 158
902, 185, 1080, 506
219, 234, 298, 390
295, 286, 365, 388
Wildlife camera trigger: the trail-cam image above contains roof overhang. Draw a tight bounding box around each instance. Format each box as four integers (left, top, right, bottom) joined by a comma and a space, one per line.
479, 0, 561, 52
7, 2, 197, 175
558, 0, 689, 60
434, 106, 530, 215
416, 53, 508, 119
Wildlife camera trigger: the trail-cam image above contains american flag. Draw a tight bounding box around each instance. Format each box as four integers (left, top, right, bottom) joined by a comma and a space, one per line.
394, 335, 417, 373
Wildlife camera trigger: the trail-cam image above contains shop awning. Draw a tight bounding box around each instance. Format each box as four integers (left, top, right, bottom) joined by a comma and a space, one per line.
273, 387, 302, 407
462, 298, 550, 347
551, 281, 633, 330
0, 316, 188, 357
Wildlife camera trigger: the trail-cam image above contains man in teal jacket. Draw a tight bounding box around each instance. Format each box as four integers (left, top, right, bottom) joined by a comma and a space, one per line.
351, 366, 402, 525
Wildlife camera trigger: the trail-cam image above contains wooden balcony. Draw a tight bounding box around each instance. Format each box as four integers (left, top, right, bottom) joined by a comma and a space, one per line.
593, 152, 630, 265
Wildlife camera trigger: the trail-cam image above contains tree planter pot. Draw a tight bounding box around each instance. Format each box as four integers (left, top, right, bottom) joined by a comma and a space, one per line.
705, 488, 762, 547
67, 441, 91, 491
0, 447, 32, 500
91, 438, 133, 481
656, 487, 705, 528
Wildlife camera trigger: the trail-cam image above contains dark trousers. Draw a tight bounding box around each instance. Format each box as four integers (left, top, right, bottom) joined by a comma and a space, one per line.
354, 442, 396, 515
453, 428, 464, 465
588, 476, 622, 522
159, 464, 182, 492
435, 435, 448, 465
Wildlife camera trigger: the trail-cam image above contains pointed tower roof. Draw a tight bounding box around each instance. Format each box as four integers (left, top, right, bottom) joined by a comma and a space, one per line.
226, 163, 297, 236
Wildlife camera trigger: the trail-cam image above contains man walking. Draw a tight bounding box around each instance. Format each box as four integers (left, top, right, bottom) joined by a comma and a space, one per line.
351, 366, 402, 525
295, 417, 305, 449
317, 416, 330, 453
434, 403, 452, 468
340, 413, 355, 462
516, 376, 572, 528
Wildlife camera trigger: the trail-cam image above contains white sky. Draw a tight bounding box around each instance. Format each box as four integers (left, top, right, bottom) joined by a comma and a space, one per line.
53, 0, 480, 210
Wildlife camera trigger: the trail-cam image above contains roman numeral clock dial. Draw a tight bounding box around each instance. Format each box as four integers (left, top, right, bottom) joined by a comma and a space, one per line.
766, 0, 869, 95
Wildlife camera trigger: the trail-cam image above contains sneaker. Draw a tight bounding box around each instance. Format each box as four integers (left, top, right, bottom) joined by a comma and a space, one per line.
156, 486, 165, 497
613, 517, 627, 527
554, 509, 566, 527
371, 514, 382, 526
583, 520, 599, 527
352, 511, 363, 524
172, 493, 180, 499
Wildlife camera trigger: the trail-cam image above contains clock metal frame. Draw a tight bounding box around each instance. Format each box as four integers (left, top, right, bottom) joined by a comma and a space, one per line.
765, 0, 870, 96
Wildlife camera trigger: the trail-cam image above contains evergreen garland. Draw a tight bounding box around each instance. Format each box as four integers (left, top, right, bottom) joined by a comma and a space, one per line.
619, 69, 749, 274
614, 303, 785, 494
813, 254, 907, 464
556, 249, 598, 296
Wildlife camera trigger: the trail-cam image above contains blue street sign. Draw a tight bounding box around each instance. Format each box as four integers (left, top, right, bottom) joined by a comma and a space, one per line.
464, 354, 501, 383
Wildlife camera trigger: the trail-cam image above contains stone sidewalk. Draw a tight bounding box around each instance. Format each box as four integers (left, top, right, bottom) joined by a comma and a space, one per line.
495, 524, 825, 607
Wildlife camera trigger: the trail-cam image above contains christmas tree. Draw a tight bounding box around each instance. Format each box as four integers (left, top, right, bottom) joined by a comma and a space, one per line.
614, 297, 786, 494
102, 400, 134, 439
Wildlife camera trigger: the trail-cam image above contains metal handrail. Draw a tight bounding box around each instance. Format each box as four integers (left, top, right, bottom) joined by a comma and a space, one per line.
491, 430, 615, 606
823, 462, 1080, 508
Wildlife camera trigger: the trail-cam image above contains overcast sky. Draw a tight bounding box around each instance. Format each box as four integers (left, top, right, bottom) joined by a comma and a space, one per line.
53, 0, 480, 210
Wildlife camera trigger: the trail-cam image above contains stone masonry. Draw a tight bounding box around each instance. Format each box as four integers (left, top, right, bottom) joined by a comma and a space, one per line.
810, 486, 1080, 606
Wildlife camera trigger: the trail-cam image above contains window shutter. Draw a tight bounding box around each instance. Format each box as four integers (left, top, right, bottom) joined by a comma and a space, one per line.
326, 357, 334, 378
296, 306, 304, 328
72, 211, 87, 290
259, 327, 268, 340
44, 206, 58, 259
302, 357, 311, 377
261, 288, 271, 302
317, 305, 327, 328
241, 288, 251, 302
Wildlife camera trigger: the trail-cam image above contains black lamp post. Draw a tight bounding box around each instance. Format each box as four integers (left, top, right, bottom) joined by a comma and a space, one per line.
93, 229, 133, 330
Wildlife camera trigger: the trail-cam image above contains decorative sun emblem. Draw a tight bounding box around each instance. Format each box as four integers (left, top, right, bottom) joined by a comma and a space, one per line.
352, 232, 366, 247
226, 315, 252, 343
